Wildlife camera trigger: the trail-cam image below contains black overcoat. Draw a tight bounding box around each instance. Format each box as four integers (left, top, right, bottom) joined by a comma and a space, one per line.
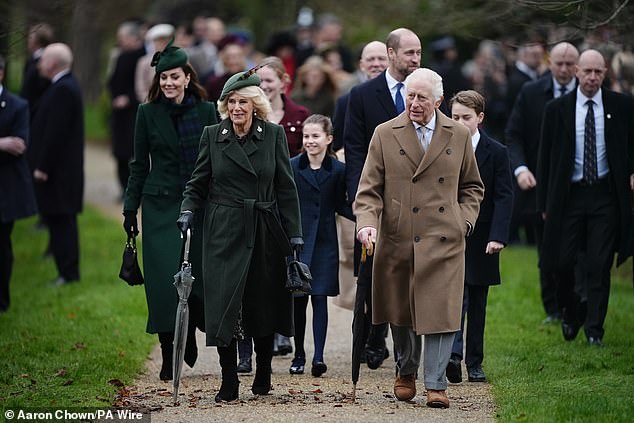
465, 132, 514, 286
28, 73, 84, 215
0, 89, 37, 222
537, 90, 634, 269
181, 118, 302, 347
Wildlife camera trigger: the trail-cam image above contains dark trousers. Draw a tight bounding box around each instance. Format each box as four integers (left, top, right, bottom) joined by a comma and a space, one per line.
556, 180, 617, 339
451, 284, 489, 369
0, 221, 15, 311
44, 214, 80, 281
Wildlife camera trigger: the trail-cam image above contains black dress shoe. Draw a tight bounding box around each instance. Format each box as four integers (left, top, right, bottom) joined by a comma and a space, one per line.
562, 321, 580, 341
446, 356, 462, 383
275, 335, 293, 356
467, 366, 486, 382
587, 337, 603, 347
542, 313, 562, 324
289, 356, 305, 374
311, 361, 327, 377
237, 358, 252, 373
366, 346, 389, 370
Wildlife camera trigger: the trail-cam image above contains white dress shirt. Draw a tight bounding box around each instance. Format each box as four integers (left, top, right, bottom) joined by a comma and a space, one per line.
385, 70, 404, 107
573, 88, 609, 182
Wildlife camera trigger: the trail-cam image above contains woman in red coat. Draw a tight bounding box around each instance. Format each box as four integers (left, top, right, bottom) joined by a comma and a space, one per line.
257, 56, 309, 157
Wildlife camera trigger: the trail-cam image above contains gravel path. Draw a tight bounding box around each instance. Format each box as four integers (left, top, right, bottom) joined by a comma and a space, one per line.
86, 143, 496, 422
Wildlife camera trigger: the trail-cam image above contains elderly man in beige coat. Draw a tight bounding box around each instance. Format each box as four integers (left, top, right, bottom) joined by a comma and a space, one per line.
356, 68, 483, 408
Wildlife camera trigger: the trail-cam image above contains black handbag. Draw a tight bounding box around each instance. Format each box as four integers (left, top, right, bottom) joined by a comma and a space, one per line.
118, 235, 144, 286
286, 250, 312, 293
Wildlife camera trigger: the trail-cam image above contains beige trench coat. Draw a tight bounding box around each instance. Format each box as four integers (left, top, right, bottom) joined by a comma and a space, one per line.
355, 111, 484, 335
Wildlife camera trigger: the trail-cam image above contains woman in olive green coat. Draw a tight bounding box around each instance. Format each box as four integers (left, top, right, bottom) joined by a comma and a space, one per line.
122, 42, 217, 381
177, 69, 302, 402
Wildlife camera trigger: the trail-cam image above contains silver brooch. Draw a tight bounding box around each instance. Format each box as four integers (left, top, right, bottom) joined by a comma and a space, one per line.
606, 113, 611, 119
0, 101, 5, 108
257, 125, 263, 132
290, 127, 296, 132
221, 128, 228, 135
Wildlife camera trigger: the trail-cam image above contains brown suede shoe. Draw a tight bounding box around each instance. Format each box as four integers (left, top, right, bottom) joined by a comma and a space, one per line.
393, 374, 416, 401
426, 389, 449, 408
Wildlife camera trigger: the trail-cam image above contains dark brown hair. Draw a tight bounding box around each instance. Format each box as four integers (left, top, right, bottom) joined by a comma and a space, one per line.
449, 89, 486, 115
147, 63, 207, 103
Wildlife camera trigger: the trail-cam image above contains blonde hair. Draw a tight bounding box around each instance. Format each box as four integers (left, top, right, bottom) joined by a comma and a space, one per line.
217, 85, 272, 120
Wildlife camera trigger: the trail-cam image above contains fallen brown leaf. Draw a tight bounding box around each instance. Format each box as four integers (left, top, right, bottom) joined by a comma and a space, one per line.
62, 379, 74, 386
54, 368, 67, 377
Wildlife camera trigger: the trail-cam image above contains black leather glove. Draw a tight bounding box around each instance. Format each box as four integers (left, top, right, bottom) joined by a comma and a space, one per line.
177, 211, 194, 235
290, 237, 304, 254
122, 210, 139, 237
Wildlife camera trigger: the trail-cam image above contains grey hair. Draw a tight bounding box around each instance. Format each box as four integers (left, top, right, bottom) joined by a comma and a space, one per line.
404, 68, 444, 102
217, 85, 272, 120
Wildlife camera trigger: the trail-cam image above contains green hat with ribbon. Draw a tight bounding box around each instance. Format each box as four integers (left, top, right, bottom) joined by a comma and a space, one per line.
219, 67, 263, 101
151, 37, 188, 73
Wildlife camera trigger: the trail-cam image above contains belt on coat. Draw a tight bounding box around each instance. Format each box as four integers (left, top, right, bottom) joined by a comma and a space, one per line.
209, 193, 292, 253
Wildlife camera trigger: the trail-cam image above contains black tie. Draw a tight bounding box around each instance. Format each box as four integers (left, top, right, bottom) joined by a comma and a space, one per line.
583, 100, 597, 184
559, 86, 567, 97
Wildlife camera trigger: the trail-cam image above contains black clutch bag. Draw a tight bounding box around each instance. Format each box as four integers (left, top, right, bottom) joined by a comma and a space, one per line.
119, 235, 144, 286
286, 250, 312, 294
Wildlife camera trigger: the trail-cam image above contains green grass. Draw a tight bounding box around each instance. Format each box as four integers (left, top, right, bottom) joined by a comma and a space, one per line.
0, 208, 155, 408
84, 96, 112, 144
487, 246, 634, 422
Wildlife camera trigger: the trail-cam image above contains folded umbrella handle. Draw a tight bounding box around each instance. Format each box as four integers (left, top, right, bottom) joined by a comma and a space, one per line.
182, 228, 192, 264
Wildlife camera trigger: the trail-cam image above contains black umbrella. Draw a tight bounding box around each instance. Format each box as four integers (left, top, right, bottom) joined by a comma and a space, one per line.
351, 244, 374, 401
172, 228, 195, 404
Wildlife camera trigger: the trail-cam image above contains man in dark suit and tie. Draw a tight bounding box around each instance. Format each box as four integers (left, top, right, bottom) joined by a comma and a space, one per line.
344, 28, 421, 369
0, 54, 38, 312
505, 42, 579, 323
28, 43, 84, 286
538, 49, 634, 346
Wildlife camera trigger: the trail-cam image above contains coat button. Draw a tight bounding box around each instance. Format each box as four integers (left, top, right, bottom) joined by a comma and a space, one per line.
446, 148, 452, 155
440, 236, 447, 242
414, 236, 421, 242
413, 207, 419, 213
438, 177, 444, 183
439, 206, 444, 213
399, 149, 405, 155
413, 176, 418, 183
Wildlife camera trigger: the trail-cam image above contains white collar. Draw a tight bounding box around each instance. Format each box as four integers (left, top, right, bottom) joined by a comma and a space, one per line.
385, 69, 402, 90
472, 130, 481, 151
412, 110, 437, 132
51, 69, 70, 84
576, 87, 602, 107
0, 84, 3, 97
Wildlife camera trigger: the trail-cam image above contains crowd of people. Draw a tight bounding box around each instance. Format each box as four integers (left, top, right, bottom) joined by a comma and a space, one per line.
1, 8, 633, 411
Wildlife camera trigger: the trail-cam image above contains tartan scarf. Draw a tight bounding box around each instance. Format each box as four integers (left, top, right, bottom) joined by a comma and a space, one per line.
161, 93, 202, 188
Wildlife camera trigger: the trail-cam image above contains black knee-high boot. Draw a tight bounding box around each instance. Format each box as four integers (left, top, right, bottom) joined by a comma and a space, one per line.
158, 332, 174, 381
252, 334, 274, 395
215, 339, 239, 402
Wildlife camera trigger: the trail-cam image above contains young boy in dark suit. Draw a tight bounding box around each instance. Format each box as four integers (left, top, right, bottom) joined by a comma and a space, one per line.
446, 90, 514, 383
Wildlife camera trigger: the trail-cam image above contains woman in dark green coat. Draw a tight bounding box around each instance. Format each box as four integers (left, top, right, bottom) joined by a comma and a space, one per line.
177, 69, 303, 402
122, 42, 217, 381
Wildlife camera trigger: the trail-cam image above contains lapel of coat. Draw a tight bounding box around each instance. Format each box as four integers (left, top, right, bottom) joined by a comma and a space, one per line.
217, 119, 259, 176
562, 92, 577, 160
414, 112, 453, 177
391, 113, 423, 169
602, 91, 615, 152
375, 72, 398, 118
297, 152, 320, 191
148, 103, 179, 147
